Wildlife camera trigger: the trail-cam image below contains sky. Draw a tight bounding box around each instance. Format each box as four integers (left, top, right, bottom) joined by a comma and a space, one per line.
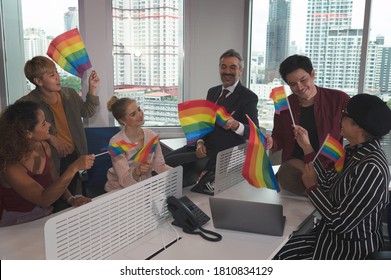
252, 0, 391, 53
21, 0, 391, 53
21, 0, 77, 36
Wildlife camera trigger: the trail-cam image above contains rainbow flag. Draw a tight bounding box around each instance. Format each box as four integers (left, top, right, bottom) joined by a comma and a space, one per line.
130, 135, 159, 163
215, 106, 231, 126
47, 28, 92, 78
106, 140, 137, 157
269, 86, 289, 114
178, 100, 231, 145
242, 116, 280, 191
319, 135, 345, 172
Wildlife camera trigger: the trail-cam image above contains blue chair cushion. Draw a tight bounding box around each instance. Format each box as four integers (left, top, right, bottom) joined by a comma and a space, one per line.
82, 127, 120, 198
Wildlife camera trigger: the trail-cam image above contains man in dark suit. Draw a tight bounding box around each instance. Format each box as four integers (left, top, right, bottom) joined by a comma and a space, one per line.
195, 49, 259, 171
165, 49, 259, 184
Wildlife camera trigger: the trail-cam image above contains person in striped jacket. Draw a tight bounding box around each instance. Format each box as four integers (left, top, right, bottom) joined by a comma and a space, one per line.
274, 94, 391, 259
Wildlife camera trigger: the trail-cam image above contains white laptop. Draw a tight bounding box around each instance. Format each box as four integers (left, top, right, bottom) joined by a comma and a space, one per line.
209, 197, 286, 236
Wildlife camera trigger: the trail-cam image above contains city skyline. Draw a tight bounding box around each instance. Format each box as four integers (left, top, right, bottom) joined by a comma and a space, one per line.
252, 0, 391, 54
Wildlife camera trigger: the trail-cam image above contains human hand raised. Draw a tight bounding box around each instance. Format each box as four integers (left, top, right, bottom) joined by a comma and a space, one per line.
293, 125, 314, 155
88, 70, 100, 95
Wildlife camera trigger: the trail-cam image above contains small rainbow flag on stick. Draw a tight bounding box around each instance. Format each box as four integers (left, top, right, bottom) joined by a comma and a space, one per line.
130, 135, 159, 163
96, 140, 137, 157
269, 86, 295, 125
215, 106, 231, 126
47, 28, 92, 78
242, 115, 280, 191
178, 100, 232, 145
313, 134, 345, 172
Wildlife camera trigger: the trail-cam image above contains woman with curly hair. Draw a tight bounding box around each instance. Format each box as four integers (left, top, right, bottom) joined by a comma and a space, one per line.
0, 101, 95, 226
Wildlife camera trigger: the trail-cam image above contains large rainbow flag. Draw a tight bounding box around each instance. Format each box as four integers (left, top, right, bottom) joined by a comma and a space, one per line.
178, 100, 231, 145
242, 116, 280, 191
105, 140, 137, 157
47, 28, 92, 78
130, 135, 159, 163
269, 86, 289, 114
318, 134, 345, 172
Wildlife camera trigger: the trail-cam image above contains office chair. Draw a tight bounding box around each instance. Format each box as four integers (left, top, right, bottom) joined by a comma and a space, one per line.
82, 127, 120, 198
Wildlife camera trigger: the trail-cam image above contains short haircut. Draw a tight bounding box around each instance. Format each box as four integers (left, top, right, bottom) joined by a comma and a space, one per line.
279, 55, 313, 83
219, 49, 244, 69
24, 56, 56, 85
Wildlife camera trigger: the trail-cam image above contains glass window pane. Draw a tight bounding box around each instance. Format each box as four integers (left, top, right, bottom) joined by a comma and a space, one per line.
250, 0, 366, 131
22, 0, 80, 93
366, 0, 391, 162
112, 0, 183, 127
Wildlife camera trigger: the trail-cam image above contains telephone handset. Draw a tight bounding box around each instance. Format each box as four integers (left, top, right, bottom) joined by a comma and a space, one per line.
166, 195, 210, 231
166, 196, 222, 242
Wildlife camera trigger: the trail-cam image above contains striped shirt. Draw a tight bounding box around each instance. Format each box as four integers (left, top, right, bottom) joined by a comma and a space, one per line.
309, 139, 390, 259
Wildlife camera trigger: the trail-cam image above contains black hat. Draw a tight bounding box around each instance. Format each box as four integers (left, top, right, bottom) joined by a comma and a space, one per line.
347, 94, 391, 137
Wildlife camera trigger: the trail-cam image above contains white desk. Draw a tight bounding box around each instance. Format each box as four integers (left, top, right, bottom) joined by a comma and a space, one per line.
152, 182, 315, 260
160, 138, 186, 151
0, 185, 313, 260
0, 158, 315, 260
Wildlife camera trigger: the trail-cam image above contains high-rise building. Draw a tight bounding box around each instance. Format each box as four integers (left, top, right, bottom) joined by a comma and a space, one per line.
64, 7, 79, 31
112, 0, 180, 88
306, 0, 353, 85
112, 0, 181, 125
24, 28, 50, 61
265, 0, 290, 83
305, 1, 384, 94
379, 47, 391, 93
323, 28, 363, 92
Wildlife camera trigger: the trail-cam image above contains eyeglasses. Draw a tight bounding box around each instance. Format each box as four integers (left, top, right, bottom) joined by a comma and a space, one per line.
341, 110, 352, 119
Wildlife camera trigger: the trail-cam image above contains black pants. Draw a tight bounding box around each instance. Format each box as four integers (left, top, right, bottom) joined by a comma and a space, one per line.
164, 145, 210, 187
273, 230, 317, 260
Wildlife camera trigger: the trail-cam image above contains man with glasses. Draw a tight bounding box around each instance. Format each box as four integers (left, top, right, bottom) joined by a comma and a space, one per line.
266, 54, 350, 195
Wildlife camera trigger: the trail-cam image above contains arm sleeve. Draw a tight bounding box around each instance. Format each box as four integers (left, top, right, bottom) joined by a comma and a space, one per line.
308, 161, 388, 234
152, 141, 172, 174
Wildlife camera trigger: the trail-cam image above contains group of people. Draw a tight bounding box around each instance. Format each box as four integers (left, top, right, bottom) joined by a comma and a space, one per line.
0, 50, 390, 260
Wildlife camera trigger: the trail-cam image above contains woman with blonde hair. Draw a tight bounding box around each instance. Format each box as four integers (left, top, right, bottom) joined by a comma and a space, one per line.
105, 96, 171, 191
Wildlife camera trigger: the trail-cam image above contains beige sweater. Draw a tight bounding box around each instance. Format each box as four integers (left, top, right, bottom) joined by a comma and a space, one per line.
105, 128, 172, 192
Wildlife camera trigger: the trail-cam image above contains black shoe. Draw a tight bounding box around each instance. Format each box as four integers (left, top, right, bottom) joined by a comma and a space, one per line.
191, 169, 215, 195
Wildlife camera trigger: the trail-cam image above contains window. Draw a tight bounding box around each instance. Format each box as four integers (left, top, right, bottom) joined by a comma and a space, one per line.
22, 0, 80, 93
249, 0, 391, 161
112, 0, 183, 127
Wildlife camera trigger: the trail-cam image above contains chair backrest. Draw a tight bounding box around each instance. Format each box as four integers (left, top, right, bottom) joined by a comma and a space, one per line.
83, 127, 121, 198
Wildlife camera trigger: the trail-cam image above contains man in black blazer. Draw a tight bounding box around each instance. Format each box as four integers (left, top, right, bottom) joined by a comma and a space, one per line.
165, 49, 259, 184
196, 49, 259, 171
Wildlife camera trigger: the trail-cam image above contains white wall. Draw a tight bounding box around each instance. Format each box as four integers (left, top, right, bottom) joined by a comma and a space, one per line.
80, 0, 248, 127
184, 0, 248, 100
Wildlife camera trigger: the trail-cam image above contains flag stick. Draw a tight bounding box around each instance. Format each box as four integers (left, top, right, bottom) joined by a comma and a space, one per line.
312, 134, 329, 163
286, 96, 295, 126
95, 151, 109, 157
